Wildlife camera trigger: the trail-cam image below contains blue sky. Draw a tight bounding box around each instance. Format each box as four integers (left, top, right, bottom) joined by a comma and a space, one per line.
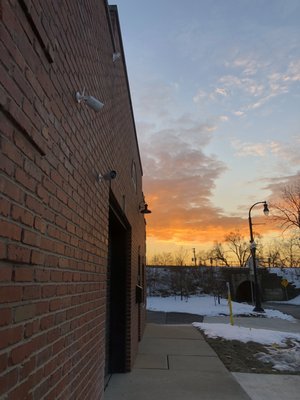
112, 0, 300, 257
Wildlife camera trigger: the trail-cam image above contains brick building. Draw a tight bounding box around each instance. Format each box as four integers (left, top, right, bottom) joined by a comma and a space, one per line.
0, 1, 147, 398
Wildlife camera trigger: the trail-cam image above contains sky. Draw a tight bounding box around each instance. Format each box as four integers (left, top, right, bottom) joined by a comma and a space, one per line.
112, 0, 300, 259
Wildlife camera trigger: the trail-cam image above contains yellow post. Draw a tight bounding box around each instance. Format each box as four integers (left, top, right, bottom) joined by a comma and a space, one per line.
227, 282, 234, 326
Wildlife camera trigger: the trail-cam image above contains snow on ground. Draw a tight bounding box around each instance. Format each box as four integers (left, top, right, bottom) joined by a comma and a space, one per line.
271, 267, 300, 289
192, 322, 300, 345
147, 295, 295, 320
193, 322, 300, 372
271, 294, 300, 306
256, 340, 300, 372
147, 295, 300, 372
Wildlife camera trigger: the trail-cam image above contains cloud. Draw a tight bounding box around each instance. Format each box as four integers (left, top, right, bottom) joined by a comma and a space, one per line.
215, 87, 229, 97
231, 140, 269, 157
219, 115, 229, 122
232, 110, 245, 117
218, 58, 300, 112
193, 89, 208, 103
269, 138, 300, 167
137, 115, 265, 244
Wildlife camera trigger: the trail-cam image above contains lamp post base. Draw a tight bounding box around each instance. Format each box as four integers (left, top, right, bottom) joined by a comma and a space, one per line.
253, 306, 265, 313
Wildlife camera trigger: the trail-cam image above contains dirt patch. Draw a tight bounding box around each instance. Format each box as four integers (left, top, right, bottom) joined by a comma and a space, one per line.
204, 336, 300, 375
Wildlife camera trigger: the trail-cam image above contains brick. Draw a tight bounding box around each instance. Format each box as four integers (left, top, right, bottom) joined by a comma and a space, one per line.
0, 325, 23, 349
35, 301, 49, 316
22, 229, 41, 247
19, 356, 36, 381
36, 184, 49, 204
7, 244, 31, 263
0, 176, 23, 202
34, 268, 50, 282
25, 195, 44, 216
42, 285, 56, 298
24, 319, 40, 338
0, 137, 24, 167
0, 220, 22, 241
15, 167, 37, 191
0, 197, 11, 217
0, 153, 15, 176
23, 285, 41, 300
31, 250, 45, 265
36, 346, 52, 368
0, 308, 12, 327
47, 327, 60, 343
0, 286, 22, 303
13, 129, 35, 161
23, 159, 42, 183
0, 62, 23, 109
11, 205, 34, 227
14, 303, 36, 322
40, 315, 54, 330
0, 265, 12, 281
33, 216, 47, 233
13, 267, 33, 282
42, 177, 56, 195
0, 353, 8, 373
49, 299, 62, 311
0, 368, 18, 397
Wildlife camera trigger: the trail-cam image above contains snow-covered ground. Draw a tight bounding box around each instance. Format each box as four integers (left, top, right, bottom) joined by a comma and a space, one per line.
271, 294, 300, 305
147, 295, 300, 372
147, 295, 295, 320
271, 267, 300, 289
193, 322, 300, 372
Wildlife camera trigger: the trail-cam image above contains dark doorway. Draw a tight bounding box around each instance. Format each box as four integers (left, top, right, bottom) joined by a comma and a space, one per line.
235, 280, 254, 303
105, 196, 131, 383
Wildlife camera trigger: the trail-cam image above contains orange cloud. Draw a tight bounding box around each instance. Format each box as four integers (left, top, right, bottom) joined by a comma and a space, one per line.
139, 116, 292, 255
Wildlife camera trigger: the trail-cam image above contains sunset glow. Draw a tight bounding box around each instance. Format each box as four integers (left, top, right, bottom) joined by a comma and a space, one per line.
113, 0, 300, 259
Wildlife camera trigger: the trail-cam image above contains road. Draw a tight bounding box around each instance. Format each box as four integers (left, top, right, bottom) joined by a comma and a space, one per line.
263, 302, 300, 320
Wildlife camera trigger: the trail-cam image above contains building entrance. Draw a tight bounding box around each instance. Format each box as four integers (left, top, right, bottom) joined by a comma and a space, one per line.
105, 198, 131, 384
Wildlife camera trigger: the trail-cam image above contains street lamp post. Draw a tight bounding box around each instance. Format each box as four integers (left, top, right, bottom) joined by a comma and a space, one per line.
248, 201, 269, 313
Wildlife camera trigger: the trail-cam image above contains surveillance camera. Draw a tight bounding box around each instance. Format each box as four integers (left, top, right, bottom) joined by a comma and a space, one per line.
85, 96, 104, 112
109, 170, 117, 179
97, 170, 117, 182
75, 91, 104, 112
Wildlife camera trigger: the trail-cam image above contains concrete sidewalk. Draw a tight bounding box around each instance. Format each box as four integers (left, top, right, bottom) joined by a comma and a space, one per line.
203, 315, 300, 333
203, 316, 300, 400
104, 318, 300, 400
104, 324, 251, 400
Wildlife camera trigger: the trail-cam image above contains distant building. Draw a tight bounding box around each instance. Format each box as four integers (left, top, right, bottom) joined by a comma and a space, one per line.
0, 1, 147, 398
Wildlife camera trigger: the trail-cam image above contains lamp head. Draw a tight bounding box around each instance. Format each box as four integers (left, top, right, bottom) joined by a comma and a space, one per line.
140, 203, 152, 214
263, 201, 269, 216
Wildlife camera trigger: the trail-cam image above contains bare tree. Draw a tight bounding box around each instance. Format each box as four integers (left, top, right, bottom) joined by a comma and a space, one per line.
174, 247, 188, 266
225, 230, 250, 267
278, 235, 300, 267
264, 240, 282, 267
151, 252, 174, 266
272, 179, 300, 233
209, 242, 230, 267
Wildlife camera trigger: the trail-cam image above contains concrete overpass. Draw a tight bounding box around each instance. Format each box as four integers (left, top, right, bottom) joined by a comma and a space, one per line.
146, 266, 300, 302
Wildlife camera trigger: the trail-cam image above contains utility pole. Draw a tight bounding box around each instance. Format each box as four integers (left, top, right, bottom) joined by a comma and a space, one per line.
192, 248, 197, 266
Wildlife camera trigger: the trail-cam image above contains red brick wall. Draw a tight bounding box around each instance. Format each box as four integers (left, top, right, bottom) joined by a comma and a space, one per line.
0, 1, 146, 399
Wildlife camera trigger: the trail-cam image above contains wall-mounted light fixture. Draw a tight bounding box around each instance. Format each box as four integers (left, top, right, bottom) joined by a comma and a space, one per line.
97, 170, 117, 182
139, 202, 152, 214
76, 90, 104, 112
113, 52, 121, 63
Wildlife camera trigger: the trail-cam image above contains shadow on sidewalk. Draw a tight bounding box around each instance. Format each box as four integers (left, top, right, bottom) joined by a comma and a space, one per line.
147, 310, 204, 324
